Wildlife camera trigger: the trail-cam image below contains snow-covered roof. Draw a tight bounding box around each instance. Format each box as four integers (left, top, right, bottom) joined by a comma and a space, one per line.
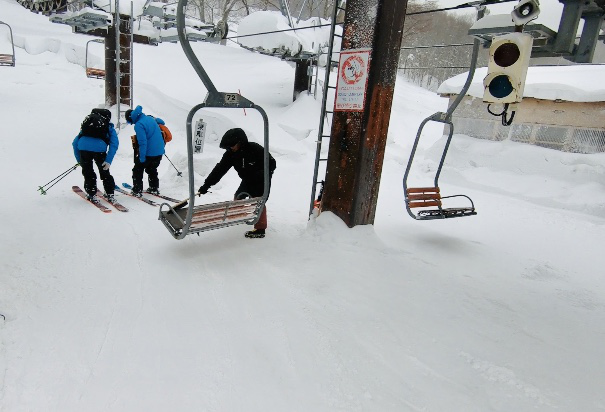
437, 65, 605, 102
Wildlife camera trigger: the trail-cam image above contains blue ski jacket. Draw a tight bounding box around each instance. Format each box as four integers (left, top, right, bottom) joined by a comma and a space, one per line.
128, 105, 165, 163
72, 123, 119, 164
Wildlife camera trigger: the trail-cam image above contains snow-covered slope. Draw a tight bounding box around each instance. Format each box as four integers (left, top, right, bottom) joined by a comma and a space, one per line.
1, 1, 604, 411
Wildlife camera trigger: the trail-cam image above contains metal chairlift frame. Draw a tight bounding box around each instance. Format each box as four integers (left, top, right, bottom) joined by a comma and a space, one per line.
402, 6, 487, 221
85, 38, 105, 78
0, 21, 16, 67
158, 0, 271, 240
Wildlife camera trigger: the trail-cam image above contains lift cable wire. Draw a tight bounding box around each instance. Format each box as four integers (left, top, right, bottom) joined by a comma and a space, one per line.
401, 43, 474, 50
225, 0, 516, 41
408, 0, 516, 16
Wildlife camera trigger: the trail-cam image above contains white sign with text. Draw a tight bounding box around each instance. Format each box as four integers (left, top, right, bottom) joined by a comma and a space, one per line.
334, 49, 371, 112
193, 119, 206, 154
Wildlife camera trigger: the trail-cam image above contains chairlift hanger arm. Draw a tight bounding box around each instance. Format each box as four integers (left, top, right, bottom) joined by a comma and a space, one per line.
176, 0, 218, 96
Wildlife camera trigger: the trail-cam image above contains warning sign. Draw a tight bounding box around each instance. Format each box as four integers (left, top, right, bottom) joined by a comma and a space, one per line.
334, 49, 371, 112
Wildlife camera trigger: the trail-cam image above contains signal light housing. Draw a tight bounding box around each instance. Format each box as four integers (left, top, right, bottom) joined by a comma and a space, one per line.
483, 33, 533, 104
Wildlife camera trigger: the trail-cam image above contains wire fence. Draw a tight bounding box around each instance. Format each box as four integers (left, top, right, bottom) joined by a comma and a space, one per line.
398, 42, 481, 91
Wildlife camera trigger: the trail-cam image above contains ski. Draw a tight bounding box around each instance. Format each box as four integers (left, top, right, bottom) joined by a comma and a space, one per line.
121, 183, 180, 203
72, 186, 112, 213
97, 190, 129, 212
114, 185, 159, 206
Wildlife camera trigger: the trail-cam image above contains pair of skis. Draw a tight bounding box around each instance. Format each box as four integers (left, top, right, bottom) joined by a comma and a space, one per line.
72, 186, 127, 213
73, 184, 180, 213
117, 183, 180, 204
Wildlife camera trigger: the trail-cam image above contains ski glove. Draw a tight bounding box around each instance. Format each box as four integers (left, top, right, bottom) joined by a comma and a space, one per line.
102, 161, 111, 171
198, 184, 210, 195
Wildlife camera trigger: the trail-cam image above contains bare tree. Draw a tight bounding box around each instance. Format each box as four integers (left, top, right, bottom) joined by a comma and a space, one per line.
400, 4, 485, 90
188, 0, 207, 22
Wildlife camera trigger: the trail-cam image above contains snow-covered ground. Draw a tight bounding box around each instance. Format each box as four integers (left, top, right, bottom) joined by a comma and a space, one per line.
1, 0, 604, 411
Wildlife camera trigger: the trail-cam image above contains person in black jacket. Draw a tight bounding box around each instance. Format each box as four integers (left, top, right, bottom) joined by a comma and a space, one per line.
198, 128, 276, 239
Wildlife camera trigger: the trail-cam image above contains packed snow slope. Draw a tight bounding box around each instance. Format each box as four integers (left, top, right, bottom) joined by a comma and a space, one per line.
1, 1, 604, 411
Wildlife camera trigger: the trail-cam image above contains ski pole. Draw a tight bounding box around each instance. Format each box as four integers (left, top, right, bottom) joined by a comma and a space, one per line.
38, 163, 80, 195
164, 154, 182, 176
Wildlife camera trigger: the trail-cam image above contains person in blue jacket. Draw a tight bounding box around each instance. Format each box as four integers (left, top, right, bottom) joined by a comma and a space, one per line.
72, 108, 119, 203
125, 105, 165, 197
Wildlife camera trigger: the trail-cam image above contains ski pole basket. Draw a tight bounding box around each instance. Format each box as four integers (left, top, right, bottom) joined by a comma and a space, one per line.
158, 0, 271, 239
403, 113, 476, 220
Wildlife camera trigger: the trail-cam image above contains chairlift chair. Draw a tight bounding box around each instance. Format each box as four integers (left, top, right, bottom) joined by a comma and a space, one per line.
402, 6, 487, 221
402, 112, 476, 220
85, 38, 105, 78
158, 0, 271, 240
0, 21, 16, 67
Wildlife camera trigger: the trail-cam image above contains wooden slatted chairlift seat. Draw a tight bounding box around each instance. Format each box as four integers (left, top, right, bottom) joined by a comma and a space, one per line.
158, 0, 270, 239
86, 67, 106, 78
160, 196, 265, 238
406, 186, 476, 220
0, 21, 16, 67
0, 54, 14, 66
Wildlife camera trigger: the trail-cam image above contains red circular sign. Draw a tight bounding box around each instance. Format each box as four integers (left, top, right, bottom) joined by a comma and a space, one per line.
340, 55, 366, 85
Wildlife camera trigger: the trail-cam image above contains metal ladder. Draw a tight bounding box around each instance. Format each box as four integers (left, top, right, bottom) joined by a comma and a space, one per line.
308, 0, 346, 217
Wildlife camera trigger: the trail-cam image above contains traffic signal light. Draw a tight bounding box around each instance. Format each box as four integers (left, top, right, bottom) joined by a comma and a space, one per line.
483, 33, 533, 104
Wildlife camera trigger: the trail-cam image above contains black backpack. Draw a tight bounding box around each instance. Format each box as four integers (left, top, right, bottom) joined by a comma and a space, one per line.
80, 112, 110, 144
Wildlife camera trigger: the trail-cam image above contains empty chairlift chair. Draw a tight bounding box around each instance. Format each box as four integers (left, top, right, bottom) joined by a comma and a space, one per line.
0, 21, 16, 67
402, 13, 486, 221
85, 39, 105, 78
158, 0, 270, 239
403, 113, 476, 220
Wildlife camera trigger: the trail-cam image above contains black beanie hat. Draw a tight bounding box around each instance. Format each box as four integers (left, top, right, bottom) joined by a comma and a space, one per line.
125, 109, 133, 123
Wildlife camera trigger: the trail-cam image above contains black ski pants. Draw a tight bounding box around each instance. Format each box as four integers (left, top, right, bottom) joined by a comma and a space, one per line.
132, 155, 162, 192
80, 150, 115, 196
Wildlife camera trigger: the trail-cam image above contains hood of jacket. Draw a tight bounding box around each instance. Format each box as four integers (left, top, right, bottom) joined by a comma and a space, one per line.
219, 128, 249, 149
130, 105, 144, 124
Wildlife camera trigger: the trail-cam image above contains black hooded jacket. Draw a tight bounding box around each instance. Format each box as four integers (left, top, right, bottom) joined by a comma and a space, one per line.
203, 130, 276, 192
